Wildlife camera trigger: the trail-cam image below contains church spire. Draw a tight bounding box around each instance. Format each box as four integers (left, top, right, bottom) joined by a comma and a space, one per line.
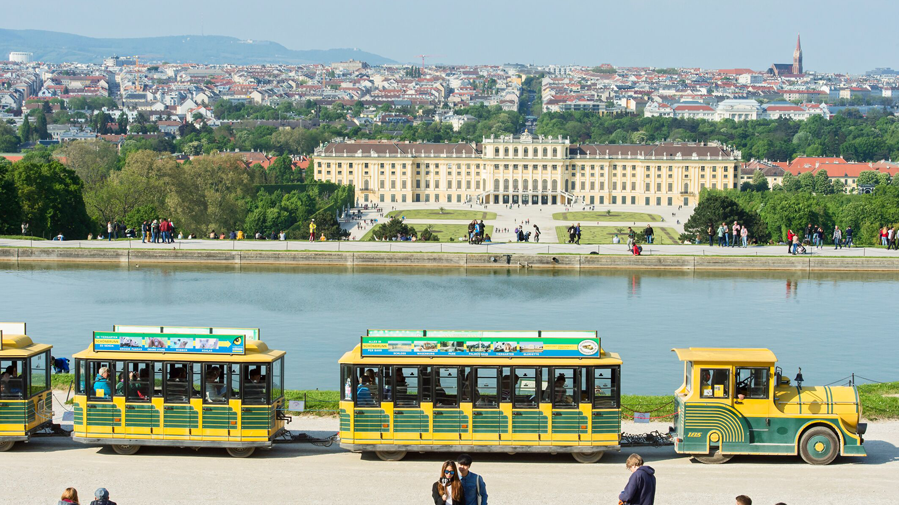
792, 33, 803, 75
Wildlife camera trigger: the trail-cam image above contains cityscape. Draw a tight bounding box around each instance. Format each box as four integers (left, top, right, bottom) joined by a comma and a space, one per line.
1, 4, 899, 505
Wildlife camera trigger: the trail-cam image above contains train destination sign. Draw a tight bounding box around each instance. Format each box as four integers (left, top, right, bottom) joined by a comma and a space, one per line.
113, 325, 260, 341
361, 329, 600, 358
93, 331, 246, 355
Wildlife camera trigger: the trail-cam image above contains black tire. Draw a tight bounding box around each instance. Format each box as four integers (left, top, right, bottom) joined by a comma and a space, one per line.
111, 444, 140, 455
226, 447, 256, 458
375, 450, 407, 461
799, 426, 839, 465
0, 440, 14, 452
572, 451, 605, 463
692, 450, 733, 464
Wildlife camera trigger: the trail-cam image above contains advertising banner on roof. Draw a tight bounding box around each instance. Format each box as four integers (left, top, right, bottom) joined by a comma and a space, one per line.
113, 325, 260, 341
361, 330, 599, 358
93, 331, 246, 355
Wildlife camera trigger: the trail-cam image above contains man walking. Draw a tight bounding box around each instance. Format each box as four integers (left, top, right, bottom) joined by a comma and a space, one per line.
456, 453, 487, 505
627, 227, 636, 249
845, 226, 853, 248
618, 453, 655, 505
107, 221, 113, 241
833, 226, 842, 250
575, 223, 581, 245
644, 224, 654, 245
140, 221, 148, 243
731, 221, 740, 247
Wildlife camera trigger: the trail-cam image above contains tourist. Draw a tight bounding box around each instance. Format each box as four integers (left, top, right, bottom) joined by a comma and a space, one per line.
786, 229, 794, 254
618, 453, 655, 505
724, 223, 731, 246
432, 460, 464, 505
279, 230, 286, 241
817, 226, 825, 249
644, 224, 653, 244
889, 226, 897, 250
319, 232, 327, 241
106, 221, 113, 241
575, 223, 582, 245
237, 230, 244, 240
21, 222, 28, 235
632, 243, 642, 256
58, 487, 80, 505
717, 222, 726, 247
707, 224, 714, 246
792, 232, 801, 255
89, 488, 116, 505
740, 225, 748, 247
141, 221, 148, 243
833, 225, 842, 250
805, 223, 813, 245
54, 232, 65, 241
93, 367, 112, 399
612, 234, 620, 244
456, 454, 487, 505
882, 226, 889, 246
87, 233, 93, 240
845, 226, 853, 248
309, 219, 317, 242
533, 224, 541, 243
627, 227, 636, 249
112, 220, 119, 240
731, 221, 740, 247
735, 496, 752, 505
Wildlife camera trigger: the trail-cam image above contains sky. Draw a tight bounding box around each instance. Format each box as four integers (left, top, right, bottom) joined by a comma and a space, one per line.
4, 0, 897, 73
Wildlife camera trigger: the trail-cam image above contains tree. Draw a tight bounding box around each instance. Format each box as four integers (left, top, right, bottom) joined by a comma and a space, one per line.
0, 122, 20, 152
61, 139, 119, 189
11, 152, 92, 238
0, 158, 23, 234
857, 170, 890, 187
797, 172, 816, 192
18, 117, 33, 143
32, 111, 49, 140
684, 193, 768, 243
268, 154, 300, 184
832, 179, 846, 194
370, 217, 415, 241
782, 172, 800, 192
814, 170, 834, 195
164, 153, 254, 234
117, 112, 129, 134
751, 170, 769, 191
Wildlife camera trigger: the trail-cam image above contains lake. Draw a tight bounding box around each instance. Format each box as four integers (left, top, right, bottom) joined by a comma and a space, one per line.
1, 263, 896, 395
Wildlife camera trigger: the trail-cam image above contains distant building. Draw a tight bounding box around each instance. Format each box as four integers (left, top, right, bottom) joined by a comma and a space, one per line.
8, 52, 32, 63
331, 60, 370, 72
769, 34, 803, 77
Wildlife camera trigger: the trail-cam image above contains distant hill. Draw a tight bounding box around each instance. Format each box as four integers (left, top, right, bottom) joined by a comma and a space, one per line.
0, 29, 395, 66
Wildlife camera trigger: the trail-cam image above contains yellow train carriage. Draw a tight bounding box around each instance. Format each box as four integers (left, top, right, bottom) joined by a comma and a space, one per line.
71, 327, 286, 457
339, 329, 621, 463
670, 348, 866, 465
0, 323, 53, 452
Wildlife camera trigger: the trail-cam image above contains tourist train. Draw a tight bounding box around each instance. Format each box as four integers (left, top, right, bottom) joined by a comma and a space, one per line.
0, 323, 867, 465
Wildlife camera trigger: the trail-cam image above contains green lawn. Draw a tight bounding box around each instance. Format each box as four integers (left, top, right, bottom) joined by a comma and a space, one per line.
552, 211, 663, 222
386, 209, 497, 220
858, 381, 899, 420
363, 223, 494, 243
0, 235, 46, 240
555, 226, 680, 245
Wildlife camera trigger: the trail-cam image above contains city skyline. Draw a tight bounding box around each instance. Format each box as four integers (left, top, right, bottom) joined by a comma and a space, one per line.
2, 0, 896, 73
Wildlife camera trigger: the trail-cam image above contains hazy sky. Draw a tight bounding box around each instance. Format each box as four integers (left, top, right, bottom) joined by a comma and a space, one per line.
4, 0, 896, 73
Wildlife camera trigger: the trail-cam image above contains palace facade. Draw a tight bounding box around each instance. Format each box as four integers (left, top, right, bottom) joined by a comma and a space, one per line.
312, 133, 741, 207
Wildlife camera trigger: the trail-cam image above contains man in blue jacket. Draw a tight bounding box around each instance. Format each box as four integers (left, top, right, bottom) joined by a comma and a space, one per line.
618, 453, 655, 505
93, 367, 112, 398
456, 453, 487, 505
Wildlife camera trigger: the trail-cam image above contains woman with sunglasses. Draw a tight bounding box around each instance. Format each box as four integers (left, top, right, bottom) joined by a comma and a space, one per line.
432, 460, 465, 505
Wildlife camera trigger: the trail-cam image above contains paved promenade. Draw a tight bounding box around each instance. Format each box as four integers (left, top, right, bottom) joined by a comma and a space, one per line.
3, 237, 898, 258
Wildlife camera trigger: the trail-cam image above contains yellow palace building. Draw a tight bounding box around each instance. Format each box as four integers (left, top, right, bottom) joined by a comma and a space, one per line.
312, 133, 742, 207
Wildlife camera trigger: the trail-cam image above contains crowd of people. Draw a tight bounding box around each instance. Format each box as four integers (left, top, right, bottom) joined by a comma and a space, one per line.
707, 221, 751, 248
57, 487, 117, 505
467, 220, 488, 244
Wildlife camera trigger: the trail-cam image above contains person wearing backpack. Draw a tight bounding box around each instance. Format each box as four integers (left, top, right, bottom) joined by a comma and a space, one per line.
456, 453, 487, 505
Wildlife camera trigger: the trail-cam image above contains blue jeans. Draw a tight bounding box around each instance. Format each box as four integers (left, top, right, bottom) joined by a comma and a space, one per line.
725, 233, 730, 246
846, 237, 852, 248
717, 236, 725, 246
792, 244, 799, 254
835, 239, 842, 249
151, 231, 157, 243
647, 235, 653, 244
742, 236, 747, 247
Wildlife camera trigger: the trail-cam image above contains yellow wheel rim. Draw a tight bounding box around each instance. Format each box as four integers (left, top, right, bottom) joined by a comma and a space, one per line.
710, 433, 719, 443
814, 442, 825, 452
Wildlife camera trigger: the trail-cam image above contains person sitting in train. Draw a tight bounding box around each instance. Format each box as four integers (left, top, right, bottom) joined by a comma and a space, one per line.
93, 367, 112, 398
206, 367, 226, 402
356, 377, 376, 407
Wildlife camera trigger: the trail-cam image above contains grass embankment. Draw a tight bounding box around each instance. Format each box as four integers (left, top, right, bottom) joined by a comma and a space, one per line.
362, 224, 494, 243
554, 226, 681, 245
51, 375, 898, 420
858, 382, 899, 420
0, 235, 46, 240
387, 209, 497, 220
552, 212, 662, 222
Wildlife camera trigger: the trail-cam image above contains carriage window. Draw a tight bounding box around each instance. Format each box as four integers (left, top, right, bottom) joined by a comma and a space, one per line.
29, 352, 48, 397
153, 362, 164, 397
394, 366, 419, 407
0, 359, 25, 399
461, 366, 473, 403
511, 367, 537, 408
341, 364, 353, 401
700, 368, 730, 399
500, 367, 512, 403
229, 364, 241, 399
272, 358, 284, 400
74, 359, 85, 394
124, 362, 151, 401
549, 368, 577, 408
684, 362, 693, 396
593, 367, 619, 408
165, 363, 190, 403
381, 366, 394, 401
736, 368, 769, 399
420, 366, 432, 403
191, 363, 202, 397
475, 367, 498, 407
203, 363, 227, 403
243, 364, 269, 405
579, 368, 590, 404
355, 366, 380, 407
435, 367, 459, 408
88, 361, 116, 400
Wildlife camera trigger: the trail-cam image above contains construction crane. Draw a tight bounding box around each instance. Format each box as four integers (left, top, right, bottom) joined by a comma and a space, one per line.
416, 54, 445, 69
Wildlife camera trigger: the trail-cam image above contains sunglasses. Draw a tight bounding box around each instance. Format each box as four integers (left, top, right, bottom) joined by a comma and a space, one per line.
444, 470, 455, 475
